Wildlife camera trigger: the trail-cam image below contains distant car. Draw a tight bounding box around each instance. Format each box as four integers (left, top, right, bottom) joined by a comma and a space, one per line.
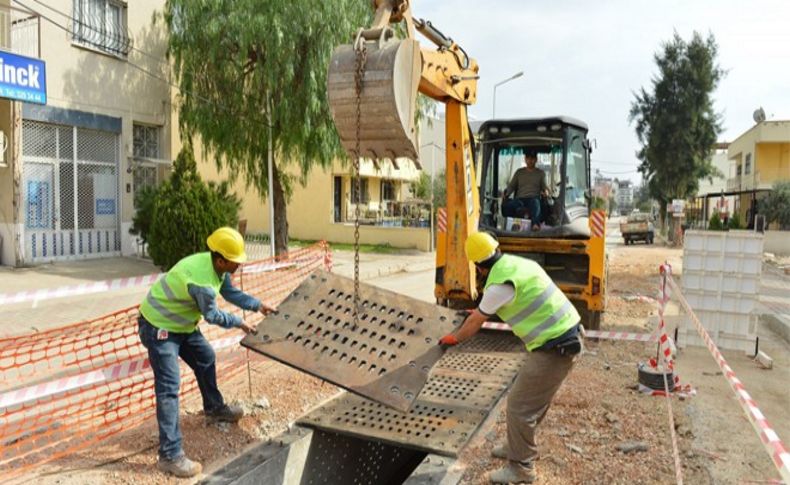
620, 212, 654, 245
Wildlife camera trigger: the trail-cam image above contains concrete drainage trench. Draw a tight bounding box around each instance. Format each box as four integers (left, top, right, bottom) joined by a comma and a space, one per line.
202, 331, 526, 485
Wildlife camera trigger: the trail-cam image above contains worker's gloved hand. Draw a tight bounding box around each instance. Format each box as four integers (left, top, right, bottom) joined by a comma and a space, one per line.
239, 321, 258, 335
438, 334, 459, 347
259, 303, 277, 316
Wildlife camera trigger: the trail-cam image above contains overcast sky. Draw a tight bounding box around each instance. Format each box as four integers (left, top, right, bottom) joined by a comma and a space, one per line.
416, 0, 790, 183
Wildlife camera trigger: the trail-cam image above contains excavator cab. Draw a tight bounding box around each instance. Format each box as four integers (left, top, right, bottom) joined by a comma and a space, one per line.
477, 117, 606, 329
478, 117, 592, 238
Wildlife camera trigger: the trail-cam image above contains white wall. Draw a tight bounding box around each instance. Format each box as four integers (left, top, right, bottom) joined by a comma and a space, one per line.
764, 231, 790, 256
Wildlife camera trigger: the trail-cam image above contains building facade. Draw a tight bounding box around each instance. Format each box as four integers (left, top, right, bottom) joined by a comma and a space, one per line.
0, 0, 172, 266
727, 120, 790, 226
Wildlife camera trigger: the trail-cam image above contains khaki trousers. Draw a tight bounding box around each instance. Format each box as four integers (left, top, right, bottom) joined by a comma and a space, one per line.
506, 349, 576, 463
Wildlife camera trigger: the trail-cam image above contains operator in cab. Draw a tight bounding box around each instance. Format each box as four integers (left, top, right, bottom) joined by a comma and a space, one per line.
501, 150, 549, 231
439, 232, 583, 484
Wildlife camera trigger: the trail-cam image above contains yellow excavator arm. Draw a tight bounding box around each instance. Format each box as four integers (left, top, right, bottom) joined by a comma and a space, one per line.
328, 0, 481, 307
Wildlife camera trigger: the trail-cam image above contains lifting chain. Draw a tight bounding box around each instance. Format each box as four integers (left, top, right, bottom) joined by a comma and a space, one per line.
352, 37, 367, 331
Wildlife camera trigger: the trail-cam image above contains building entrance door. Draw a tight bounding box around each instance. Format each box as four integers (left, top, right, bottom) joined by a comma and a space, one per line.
21, 120, 120, 262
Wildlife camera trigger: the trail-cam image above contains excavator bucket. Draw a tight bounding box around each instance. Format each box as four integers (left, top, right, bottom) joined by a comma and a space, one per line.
328, 36, 421, 161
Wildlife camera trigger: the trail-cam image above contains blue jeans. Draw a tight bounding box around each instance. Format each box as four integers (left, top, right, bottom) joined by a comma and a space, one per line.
138, 317, 225, 460
502, 197, 541, 224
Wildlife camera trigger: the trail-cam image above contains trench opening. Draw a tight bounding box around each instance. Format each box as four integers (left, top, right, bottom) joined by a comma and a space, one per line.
299, 429, 427, 485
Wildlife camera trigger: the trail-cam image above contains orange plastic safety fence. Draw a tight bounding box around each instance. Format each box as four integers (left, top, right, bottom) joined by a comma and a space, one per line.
0, 242, 331, 479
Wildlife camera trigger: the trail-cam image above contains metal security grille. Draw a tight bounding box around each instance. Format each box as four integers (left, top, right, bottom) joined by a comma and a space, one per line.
22, 120, 120, 262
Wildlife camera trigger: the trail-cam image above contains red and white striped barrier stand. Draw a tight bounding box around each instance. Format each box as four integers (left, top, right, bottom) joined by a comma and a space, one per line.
0, 334, 243, 410
667, 274, 790, 483
657, 263, 684, 485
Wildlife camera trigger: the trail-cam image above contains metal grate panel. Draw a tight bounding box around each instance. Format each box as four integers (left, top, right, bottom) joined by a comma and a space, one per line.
241, 270, 462, 411
454, 330, 526, 354
416, 371, 507, 411
299, 394, 486, 457
433, 352, 524, 381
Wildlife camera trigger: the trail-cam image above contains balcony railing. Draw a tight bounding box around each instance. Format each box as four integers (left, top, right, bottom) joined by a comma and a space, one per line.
726, 171, 768, 192
0, 5, 40, 58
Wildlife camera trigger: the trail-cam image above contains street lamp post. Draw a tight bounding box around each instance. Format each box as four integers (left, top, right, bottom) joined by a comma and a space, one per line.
420, 141, 444, 253
492, 71, 523, 119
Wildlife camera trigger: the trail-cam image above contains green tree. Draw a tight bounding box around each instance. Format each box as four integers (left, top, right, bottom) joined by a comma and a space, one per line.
728, 211, 742, 230
607, 196, 618, 216
762, 180, 790, 229
411, 171, 446, 210
629, 32, 724, 228
164, 0, 369, 255
131, 144, 241, 270
708, 212, 724, 231
591, 196, 606, 210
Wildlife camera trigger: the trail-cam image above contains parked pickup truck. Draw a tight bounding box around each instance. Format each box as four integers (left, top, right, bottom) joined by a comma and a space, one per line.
620, 212, 654, 245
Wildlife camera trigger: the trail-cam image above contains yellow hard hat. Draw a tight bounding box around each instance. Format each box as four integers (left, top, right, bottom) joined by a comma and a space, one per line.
207, 227, 247, 263
465, 232, 499, 263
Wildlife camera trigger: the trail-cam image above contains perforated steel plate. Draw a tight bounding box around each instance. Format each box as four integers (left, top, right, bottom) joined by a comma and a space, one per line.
298, 393, 486, 457
241, 270, 461, 411
434, 352, 524, 382
454, 330, 526, 354
416, 371, 508, 411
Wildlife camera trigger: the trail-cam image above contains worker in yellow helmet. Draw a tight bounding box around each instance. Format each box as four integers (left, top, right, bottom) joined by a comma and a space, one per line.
439, 231, 582, 484
138, 227, 276, 478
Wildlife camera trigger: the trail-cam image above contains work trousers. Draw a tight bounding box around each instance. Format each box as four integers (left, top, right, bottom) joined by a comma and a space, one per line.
506, 348, 577, 463
502, 196, 541, 223
138, 317, 225, 460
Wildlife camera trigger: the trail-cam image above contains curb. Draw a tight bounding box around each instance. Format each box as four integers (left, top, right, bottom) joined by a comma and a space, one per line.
359, 261, 435, 281
760, 313, 790, 346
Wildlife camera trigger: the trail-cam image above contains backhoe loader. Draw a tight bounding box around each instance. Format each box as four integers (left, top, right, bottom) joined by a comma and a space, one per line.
328, 0, 606, 329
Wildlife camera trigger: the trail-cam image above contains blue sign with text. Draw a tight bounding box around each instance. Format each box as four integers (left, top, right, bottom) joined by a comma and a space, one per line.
96, 198, 116, 215
0, 51, 46, 105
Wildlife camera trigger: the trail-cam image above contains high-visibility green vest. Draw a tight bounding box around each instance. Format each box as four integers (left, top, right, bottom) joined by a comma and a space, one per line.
485, 254, 579, 351
140, 252, 222, 333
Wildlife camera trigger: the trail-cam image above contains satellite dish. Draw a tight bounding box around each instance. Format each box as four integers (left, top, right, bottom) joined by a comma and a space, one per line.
753, 107, 766, 123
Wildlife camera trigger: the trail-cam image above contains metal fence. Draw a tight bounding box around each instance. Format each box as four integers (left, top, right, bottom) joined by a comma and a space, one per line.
0, 5, 40, 57
22, 120, 121, 263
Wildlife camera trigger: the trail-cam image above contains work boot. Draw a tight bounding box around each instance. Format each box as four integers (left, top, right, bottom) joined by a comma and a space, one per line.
491, 444, 509, 459
157, 455, 202, 478
205, 404, 244, 424
489, 461, 537, 484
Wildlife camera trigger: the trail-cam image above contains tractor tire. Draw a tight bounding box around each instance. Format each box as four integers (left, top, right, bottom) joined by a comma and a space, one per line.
576, 304, 602, 331
638, 362, 674, 391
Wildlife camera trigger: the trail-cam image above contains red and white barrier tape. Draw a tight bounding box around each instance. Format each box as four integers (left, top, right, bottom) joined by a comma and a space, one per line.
0, 334, 243, 410
0, 273, 163, 305
483, 321, 659, 343
0, 260, 305, 306
667, 274, 790, 483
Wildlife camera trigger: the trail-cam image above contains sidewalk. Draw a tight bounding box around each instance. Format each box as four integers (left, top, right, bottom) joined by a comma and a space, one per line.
0, 248, 436, 337
759, 262, 790, 344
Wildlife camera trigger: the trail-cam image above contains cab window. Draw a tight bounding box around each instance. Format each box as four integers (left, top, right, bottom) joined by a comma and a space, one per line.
565, 129, 588, 207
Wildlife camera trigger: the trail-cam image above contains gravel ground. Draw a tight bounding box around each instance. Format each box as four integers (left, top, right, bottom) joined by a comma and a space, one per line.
22, 242, 786, 484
